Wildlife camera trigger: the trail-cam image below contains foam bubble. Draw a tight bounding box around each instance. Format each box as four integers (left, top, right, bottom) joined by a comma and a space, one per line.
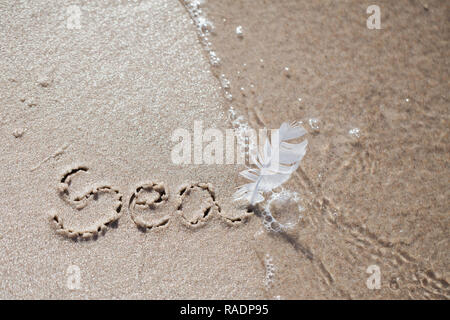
262, 189, 304, 232
209, 51, 221, 66
219, 74, 230, 89
224, 91, 233, 101
235, 25, 243, 38
182, 1, 220, 68
308, 117, 320, 132
197, 16, 214, 33
263, 254, 276, 289
181, 0, 261, 162
348, 127, 361, 138
228, 107, 257, 153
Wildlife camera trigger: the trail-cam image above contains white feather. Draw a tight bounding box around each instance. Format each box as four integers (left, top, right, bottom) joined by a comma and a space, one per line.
233, 122, 308, 205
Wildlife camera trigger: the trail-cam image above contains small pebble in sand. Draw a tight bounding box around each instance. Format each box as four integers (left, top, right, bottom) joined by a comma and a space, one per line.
12, 128, 25, 138
37, 75, 51, 87
235, 25, 243, 38
27, 98, 38, 107
283, 67, 291, 78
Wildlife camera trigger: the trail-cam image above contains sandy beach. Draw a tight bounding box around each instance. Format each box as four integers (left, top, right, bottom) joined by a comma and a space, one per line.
0, 0, 448, 299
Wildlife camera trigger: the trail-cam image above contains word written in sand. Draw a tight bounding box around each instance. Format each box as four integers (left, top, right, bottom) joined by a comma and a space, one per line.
50, 165, 251, 240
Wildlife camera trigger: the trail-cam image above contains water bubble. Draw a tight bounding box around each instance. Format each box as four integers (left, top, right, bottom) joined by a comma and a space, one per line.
228, 106, 236, 118
235, 25, 243, 38
308, 118, 320, 132
187, 0, 204, 11
183, 0, 221, 69
348, 127, 361, 138
389, 277, 400, 290
263, 254, 276, 289
262, 189, 304, 232
209, 51, 220, 66
198, 16, 214, 33
224, 91, 233, 101
219, 74, 230, 89
270, 221, 281, 232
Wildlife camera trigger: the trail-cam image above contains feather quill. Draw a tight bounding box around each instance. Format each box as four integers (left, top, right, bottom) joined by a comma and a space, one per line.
234, 122, 308, 205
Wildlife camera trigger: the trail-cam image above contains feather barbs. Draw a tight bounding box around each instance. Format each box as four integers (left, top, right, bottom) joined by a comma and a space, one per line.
233, 122, 308, 205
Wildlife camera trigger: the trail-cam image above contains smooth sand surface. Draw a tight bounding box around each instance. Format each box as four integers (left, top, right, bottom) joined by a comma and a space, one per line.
0, 0, 261, 299
0, 0, 448, 299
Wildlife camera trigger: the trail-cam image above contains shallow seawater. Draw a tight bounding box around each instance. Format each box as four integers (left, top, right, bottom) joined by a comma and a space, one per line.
181, 0, 450, 299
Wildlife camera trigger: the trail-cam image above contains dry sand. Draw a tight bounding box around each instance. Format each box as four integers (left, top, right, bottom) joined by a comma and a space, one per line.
0, 0, 448, 299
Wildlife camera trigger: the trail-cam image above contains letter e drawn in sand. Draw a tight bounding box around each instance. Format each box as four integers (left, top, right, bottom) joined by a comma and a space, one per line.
128, 182, 171, 231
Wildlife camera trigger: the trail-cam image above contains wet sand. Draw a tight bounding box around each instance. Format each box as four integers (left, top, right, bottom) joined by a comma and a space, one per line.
0, 0, 448, 299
